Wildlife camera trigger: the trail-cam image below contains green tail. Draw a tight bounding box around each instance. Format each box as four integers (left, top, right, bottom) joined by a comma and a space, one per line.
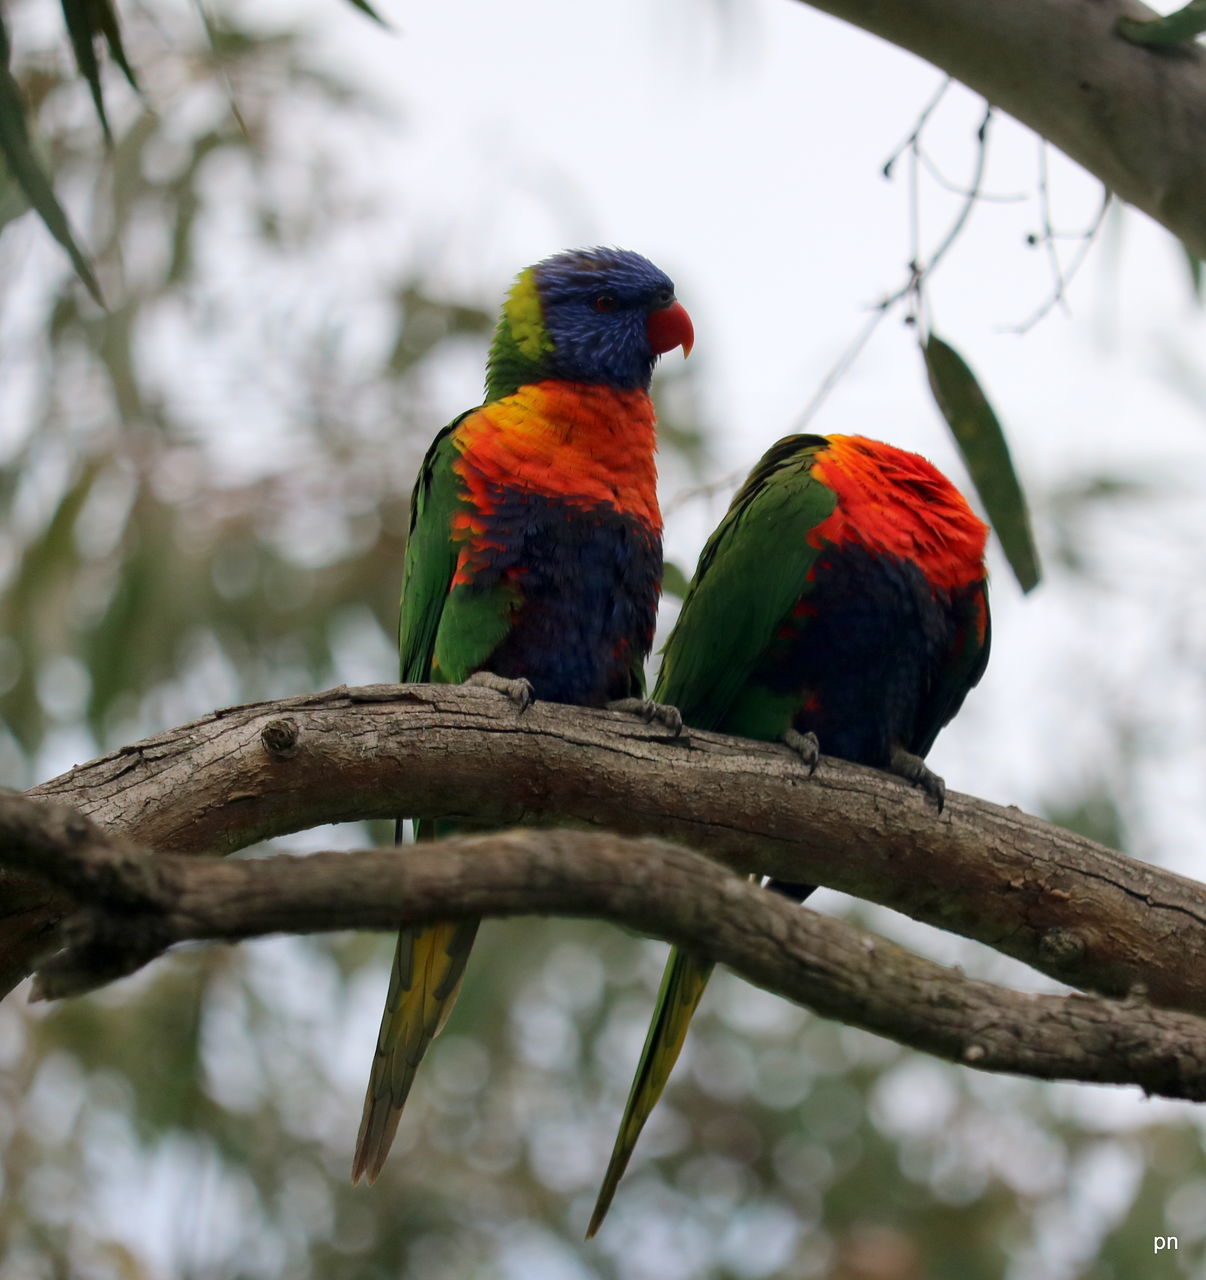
351, 819, 480, 1184
352, 916, 480, 1182
586, 947, 715, 1237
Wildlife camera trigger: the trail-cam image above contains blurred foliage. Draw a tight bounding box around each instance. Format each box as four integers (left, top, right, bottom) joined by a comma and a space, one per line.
0, 0, 382, 290
0, 3, 500, 771
1, 4, 1205, 1280
1116, 1, 1206, 49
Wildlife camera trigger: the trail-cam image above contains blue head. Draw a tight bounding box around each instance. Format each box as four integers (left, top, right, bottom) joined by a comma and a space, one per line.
485, 247, 693, 400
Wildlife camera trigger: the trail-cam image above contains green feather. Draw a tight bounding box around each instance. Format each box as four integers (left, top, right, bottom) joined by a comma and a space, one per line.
654, 434, 836, 730
397, 412, 516, 686
397, 419, 465, 683
587, 949, 714, 1238
484, 267, 554, 402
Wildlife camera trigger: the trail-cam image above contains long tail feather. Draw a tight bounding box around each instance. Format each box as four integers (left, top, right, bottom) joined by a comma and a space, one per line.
352, 916, 481, 1183
586, 947, 715, 1237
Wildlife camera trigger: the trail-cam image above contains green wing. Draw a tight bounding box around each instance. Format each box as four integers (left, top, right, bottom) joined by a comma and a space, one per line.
653, 434, 836, 732
399, 412, 523, 687
354, 411, 491, 1185
397, 414, 467, 684
590, 437, 836, 1234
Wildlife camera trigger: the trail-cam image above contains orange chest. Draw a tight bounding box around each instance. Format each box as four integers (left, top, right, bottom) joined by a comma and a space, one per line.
452, 381, 662, 531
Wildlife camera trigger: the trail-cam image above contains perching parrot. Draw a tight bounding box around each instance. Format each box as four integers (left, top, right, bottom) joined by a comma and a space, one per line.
351, 247, 694, 1184
588, 431, 991, 1235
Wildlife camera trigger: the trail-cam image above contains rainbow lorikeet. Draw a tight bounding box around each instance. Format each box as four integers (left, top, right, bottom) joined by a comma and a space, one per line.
588, 431, 990, 1235
351, 247, 694, 1184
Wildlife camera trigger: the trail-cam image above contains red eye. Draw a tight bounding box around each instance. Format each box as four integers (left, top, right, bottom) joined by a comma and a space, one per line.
594, 293, 618, 312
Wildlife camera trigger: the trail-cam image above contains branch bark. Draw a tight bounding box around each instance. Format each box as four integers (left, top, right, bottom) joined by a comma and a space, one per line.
4, 684, 1206, 1022
798, 0, 1206, 256
8, 797, 1206, 1105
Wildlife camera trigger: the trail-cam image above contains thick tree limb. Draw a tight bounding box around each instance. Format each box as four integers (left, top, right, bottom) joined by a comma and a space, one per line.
3, 684, 1205, 1020
798, 0, 1206, 256
7, 797, 1206, 1105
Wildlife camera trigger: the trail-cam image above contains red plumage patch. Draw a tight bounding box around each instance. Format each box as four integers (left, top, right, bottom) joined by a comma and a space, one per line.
808, 434, 987, 592
448, 380, 661, 590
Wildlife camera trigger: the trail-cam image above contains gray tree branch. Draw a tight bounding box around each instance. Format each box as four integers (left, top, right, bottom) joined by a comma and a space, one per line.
3, 684, 1205, 1023
797, 0, 1206, 256
6, 794, 1206, 1105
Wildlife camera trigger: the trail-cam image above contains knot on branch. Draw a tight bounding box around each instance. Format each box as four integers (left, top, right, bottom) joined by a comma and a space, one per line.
261, 717, 300, 759
1038, 927, 1087, 969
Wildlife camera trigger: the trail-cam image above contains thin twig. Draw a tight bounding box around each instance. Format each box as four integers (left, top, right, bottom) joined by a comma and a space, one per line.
1011, 186, 1112, 333
882, 78, 952, 179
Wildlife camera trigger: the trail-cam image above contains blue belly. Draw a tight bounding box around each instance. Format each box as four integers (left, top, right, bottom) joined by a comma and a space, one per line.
469, 494, 661, 707
755, 544, 959, 766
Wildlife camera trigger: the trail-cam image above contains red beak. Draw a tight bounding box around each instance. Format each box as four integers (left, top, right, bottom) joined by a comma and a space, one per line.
646, 300, 694, 359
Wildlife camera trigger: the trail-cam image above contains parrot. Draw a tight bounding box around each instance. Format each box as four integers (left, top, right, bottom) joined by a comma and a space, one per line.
587, 430, 991, 1235
351, 247, 694, 1184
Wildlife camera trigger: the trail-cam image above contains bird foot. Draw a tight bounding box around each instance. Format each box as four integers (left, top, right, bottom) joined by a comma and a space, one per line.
782, 728, 820, 775
464, 670, 534, 713
888, 746, 945, 812
606, 697, 684, 737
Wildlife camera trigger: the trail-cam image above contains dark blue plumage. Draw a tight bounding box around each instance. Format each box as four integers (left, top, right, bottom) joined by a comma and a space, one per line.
752, 544, 972, 765
473, 499, 662, 705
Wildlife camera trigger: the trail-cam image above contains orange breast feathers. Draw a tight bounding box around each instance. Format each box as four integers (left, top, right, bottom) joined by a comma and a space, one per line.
809, 434, 988, 592
451, 381, 662, 531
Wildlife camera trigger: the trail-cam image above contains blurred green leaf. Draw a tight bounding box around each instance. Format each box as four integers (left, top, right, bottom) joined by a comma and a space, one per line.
1043, 789, 1126, 851
60, 0, 139, 139
1185, 243, 1203, 303
661, 559, 690, 601
343, 0, 390, 25
0, 9, 102, 304
923, 333, 1041, 593
0, 157, 30, 230
1117, 0, 1206, 47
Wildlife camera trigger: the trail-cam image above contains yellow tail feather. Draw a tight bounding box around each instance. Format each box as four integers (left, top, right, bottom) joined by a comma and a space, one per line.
586, 947, 715, 1237
351, 916, 480, 1183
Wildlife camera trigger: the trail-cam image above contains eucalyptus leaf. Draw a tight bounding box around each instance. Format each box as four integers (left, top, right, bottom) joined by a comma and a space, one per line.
0, 158, 30, 231
1185, 244, 1203, 303
59, 0, 140, 139
1117, 0, 1206, 47
61, 0, 112, 138
923, 334, 1041, 593
0, 10, 102, 303
661, 560, 691, 601
343, 0, 390, 26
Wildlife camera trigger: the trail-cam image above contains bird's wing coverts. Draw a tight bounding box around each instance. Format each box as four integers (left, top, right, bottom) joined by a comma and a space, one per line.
654, 435, 836, 726
397, 417, 469, 684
